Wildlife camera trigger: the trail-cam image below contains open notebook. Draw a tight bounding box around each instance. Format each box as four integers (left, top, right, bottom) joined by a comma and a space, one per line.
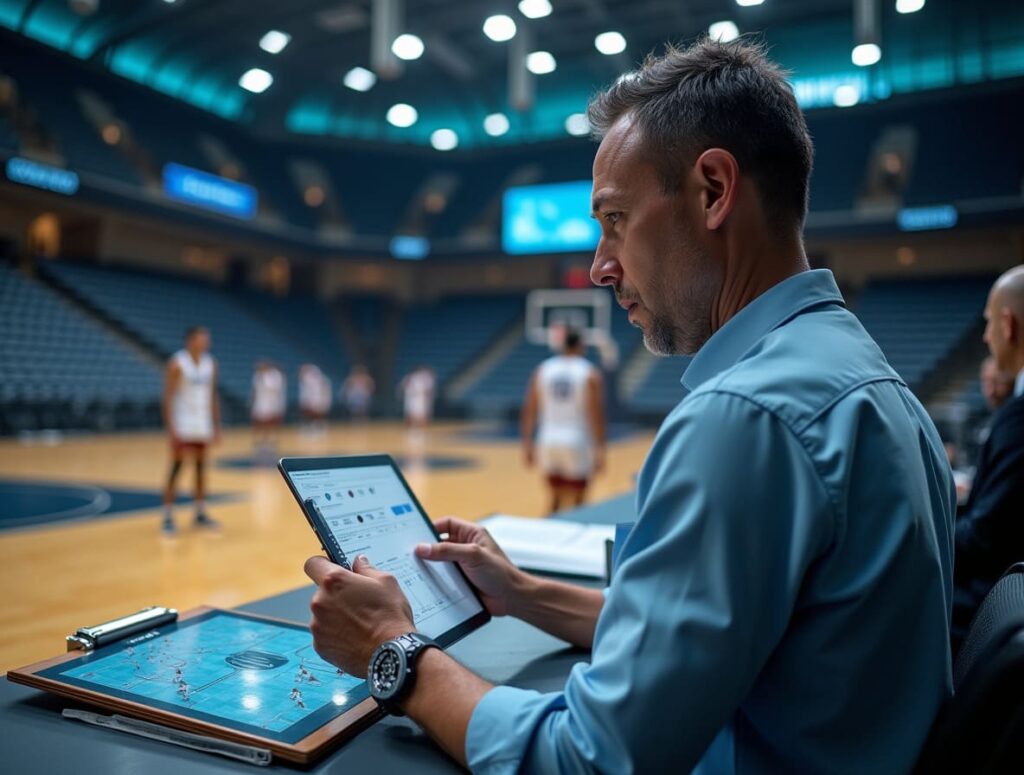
479, 515, 616, 579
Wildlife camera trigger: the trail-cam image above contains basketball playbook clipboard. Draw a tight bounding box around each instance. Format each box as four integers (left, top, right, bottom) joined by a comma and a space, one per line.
6, 606, 382, 764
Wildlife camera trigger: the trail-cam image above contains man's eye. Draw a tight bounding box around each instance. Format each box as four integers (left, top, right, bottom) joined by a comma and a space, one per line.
604, 212, 621, 225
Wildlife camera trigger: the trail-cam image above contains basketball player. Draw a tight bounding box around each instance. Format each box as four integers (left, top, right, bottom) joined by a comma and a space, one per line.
161, 325, 220, 535
399, 366, 436, 429
299, 363, 331, 433
340, 364, 375, 420
521, 328, 607, 513
251, 360, 286, 455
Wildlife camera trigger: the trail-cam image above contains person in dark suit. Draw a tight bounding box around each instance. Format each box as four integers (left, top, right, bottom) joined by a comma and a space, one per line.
952, 265, 1024, 653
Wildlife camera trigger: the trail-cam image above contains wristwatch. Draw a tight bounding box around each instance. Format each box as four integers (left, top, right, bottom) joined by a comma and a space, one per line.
367, 632, 439, 715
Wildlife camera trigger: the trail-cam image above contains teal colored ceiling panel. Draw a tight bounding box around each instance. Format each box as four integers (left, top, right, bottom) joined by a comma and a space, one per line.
0, 0, 28, 29
22, 1, 79, 51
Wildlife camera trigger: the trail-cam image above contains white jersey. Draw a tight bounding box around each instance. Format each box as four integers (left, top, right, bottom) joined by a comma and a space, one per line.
171, 350, 215, 442
403, 371, 435, 420
300, 369, 332, 413
252, 368, 287, 421
536, 355, 596, 448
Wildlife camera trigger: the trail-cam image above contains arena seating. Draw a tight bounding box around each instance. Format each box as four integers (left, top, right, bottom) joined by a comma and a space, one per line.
629, 356, 694, 414
235, 290, 349, 384
393, 295, 523, 390
854, 276, 992, 389
0, 263, 162, 432
38, 261, 342, 410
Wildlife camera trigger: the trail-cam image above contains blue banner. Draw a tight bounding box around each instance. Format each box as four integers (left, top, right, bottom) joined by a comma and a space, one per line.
5, 157, 79, 195
503, 180, 599, 255
162, 162, 257, 220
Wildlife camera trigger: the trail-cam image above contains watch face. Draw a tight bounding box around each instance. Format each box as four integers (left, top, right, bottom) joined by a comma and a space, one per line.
369, 643, 407, 701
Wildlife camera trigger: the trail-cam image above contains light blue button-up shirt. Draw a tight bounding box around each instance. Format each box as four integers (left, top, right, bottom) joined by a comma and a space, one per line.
466, 269, 955, 773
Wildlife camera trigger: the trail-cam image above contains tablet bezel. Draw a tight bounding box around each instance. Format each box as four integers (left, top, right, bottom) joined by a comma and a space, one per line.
278, 454, 491, 648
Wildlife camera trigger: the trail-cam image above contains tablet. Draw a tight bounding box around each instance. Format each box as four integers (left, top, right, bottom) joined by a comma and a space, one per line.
7, 607, 380, 764
278, 454, 490, 647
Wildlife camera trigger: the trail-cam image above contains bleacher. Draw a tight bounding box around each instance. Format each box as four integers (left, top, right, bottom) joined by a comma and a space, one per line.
236, 290, 349, 384
39, 261, 342, 410
393, 295, 523, 390
0, 263, 162, 432
854, 276, 992, 389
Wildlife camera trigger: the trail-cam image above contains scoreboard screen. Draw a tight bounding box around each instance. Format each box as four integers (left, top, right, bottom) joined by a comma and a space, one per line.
502, 180, 599, 255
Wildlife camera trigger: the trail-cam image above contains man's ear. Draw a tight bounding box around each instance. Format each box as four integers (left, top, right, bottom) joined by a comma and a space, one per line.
1002, 307, 1019, 345
694, 148, 739, 231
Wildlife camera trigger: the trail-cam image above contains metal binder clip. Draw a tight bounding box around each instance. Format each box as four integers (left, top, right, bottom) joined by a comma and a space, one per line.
66, 606, 179, 652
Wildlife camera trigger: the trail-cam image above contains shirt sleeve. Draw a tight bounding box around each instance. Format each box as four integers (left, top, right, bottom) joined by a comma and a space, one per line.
465, 391, 835, 773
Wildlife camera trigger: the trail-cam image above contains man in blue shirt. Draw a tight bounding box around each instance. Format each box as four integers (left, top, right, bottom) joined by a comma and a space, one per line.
303, 39, 955, 772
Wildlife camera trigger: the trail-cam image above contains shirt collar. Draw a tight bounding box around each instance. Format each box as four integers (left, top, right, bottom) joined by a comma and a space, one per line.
681, 269, 846, 395
1015, 368, 1024, 398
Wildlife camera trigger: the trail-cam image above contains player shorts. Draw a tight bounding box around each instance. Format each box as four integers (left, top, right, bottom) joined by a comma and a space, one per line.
172, 438, 208, 455
538, 442, 594, 482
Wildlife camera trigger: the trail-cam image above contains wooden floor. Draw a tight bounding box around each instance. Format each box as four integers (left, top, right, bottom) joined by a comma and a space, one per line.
0, 421, 654, 673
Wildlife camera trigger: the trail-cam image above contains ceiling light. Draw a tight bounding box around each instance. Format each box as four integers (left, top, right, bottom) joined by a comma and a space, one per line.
594, 31, 626, 55
518, 0, 552, 19
386, 103, 418, 128
483, 113, 510, 137
259, 30, 290, 54
526, 51, 556, 75
392, 34, 424, 61
564, 113, 590, 136
852, 42, 881, 66
343, 66, 376, 92
483, 15, 517, 42
735, 0, 764, 6
833, 84, 861, 107
708, 21, 740, 42
239, 68, 273, 93
896, 0, 925, 13
431, 129, 459, 151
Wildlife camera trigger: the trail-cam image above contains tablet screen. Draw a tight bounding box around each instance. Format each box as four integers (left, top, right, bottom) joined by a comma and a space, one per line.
288, 463, 485, 642
40, 610, 368, 744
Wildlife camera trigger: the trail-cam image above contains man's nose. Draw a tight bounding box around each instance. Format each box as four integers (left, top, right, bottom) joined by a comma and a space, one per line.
590, 239, 620, 287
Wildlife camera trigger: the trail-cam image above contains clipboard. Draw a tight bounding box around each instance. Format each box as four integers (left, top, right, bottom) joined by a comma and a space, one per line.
6, 606, 382, 764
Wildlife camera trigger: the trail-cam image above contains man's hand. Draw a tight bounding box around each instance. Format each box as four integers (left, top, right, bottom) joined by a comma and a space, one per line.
304, 554, 415, 676
415, 517, 525, 617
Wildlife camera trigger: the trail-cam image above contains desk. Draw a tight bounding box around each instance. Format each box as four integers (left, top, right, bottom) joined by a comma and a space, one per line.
0, 492, 636, 773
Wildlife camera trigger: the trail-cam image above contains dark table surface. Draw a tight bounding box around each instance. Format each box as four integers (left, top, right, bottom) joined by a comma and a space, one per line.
0, 491, 636, 773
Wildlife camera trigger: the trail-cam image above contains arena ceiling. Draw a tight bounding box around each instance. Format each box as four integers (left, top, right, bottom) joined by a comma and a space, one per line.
1, 0, 1022, 149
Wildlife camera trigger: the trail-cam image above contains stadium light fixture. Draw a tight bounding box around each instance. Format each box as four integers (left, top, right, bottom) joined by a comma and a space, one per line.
483, 113, 510, 137
896, 0, 925, 12
386, 103, 418, 127
344, 66, 377, 92
259, 30, 291, 54
564, 113, 590, 136
735, 0, 764, 6
526, 51, 556, 75
708, 21, 740, 42
594, 32, 626, 56
833, 84, 861, 107
431, 129, 459, 151
851, 42, 881, 66
518, 0, 552, 19
483, 15, 517, 42
239, 68, 273, 93
392, 34, 424, 61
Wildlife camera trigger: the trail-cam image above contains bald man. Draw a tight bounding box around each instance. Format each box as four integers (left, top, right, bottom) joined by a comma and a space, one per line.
952, 265, 1024, 652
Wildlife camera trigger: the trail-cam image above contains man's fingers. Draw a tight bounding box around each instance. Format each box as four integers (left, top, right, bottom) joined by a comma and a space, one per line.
415, 541, 479, 563
304, 555, 345, 586
351, 554, 387, 580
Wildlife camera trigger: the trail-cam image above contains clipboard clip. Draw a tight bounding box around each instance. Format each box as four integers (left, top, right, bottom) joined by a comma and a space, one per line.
66, 606, 179, 652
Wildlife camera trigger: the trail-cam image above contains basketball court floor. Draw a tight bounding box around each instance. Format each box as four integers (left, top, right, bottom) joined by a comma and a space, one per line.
0, 421, 654, 673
